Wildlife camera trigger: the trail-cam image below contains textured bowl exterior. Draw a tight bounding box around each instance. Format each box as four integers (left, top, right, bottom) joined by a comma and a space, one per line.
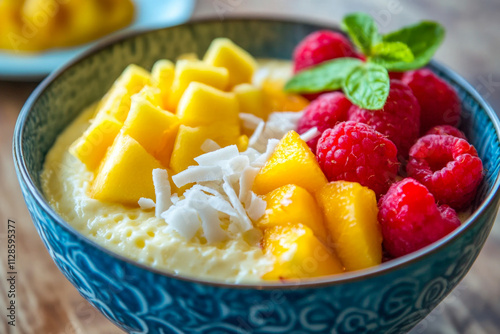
14, 19, 500, 334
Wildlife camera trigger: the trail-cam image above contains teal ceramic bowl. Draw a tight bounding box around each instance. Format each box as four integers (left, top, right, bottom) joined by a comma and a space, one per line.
13, 18, 500, 333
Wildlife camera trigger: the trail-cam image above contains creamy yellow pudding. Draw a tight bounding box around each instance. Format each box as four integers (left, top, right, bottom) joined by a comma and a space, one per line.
42, 105, 276, 283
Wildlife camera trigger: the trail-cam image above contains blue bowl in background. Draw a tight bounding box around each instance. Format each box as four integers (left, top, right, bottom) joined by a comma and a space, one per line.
13, 18, 500, 334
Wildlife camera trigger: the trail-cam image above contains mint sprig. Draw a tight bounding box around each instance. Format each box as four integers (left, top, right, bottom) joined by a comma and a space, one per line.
382, 21, 445, 71
370, 41, 414, 67
342, 62, 390, 110
341, 13, 381, 56
284, 13, 445, 110
285, 58, 362, 93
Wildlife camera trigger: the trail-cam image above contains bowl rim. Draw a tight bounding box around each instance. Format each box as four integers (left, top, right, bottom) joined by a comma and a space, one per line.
13, 16, 500, 290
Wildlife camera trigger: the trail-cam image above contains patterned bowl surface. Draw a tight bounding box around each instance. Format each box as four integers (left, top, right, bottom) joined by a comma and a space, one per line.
13, 18, 500, 334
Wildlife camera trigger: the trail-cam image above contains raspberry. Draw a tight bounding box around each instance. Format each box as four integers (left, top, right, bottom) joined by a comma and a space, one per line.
316, 121, 399, 197
302, 92, 327, 101
425, 125, 467, 140
297, 92, 351, 151
407, 134, 483, 210
293, 30, 358, 73
378, 178, 461, 257
348, 80, 420, 157
388, 72, 404, 80
402, 68, 462, 133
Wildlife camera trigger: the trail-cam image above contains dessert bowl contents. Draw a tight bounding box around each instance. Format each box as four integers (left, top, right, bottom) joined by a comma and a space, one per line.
42, 38, 311, 283
0, 0, 134, 52
41, 13, 482, 284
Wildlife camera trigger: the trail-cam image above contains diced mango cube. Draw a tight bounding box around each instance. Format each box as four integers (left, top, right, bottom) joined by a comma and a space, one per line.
151, 59, 175, 110
177, 53, 199, 62
253, 131, 327, 195
91, 134, 162, 206
135, 86, 163, 109
122, 96, 180, 167
69, 116, 122, 171
94, 87, 131, 123
169, 124, 240, 173
176, 82, 239, 128
203, 38, 257, 88
258, 184, 328, 242
316, 181, 383, 271
169, 125, 208, 173
262, 78, 310, 112
263, 223, 344, 280
233, 83, 266, 119
167, 60, 229, 110
112, 64, 151, 94
94, 64, 151, 122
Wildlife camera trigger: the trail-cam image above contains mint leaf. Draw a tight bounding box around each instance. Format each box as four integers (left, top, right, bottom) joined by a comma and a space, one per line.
382, 21, 445, 71
342, 12, 381, 56
284, 58, 362, 93
342, 62, 390, 110
370, 41, 414, 69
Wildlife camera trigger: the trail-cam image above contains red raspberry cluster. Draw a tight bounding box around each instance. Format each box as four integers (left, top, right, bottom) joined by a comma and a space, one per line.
293, 30, 484, 258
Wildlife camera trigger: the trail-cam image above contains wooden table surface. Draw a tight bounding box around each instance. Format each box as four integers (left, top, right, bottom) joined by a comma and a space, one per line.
1, 1, 500, 333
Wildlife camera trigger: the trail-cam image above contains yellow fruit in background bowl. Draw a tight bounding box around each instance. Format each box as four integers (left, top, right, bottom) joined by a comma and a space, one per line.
0, 0, 134, 52
262, 223, 344, 280
316, 181, 383, 271
91, 134, 162, 206
253, 130, 327, 195
258, 184, 328, 242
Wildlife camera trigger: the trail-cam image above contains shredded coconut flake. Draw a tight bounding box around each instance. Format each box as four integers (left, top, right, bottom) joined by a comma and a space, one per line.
300, 126, 320, 142
153, 169, 172, 218
172, 165, 223, 188
246, 192, 267, 221
253, 139, 279, 167
201, 139, 221, 153
240, 113, 264, 130
248, 121, 265, 147
138, 197, 155, 210
195, 145, 239, 166
171, 193, 179, 204
208, 196, 238, 217
161, 206, 200, 240
222, 176, 253, 232
239, 166, 260, 203
198, 205, 228, 244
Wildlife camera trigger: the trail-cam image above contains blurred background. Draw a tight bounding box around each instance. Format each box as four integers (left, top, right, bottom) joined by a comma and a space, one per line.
1, 0, 499, 333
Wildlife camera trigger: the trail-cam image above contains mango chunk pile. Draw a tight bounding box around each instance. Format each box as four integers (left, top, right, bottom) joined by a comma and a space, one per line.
70, 38, 307, 206
255, 131, 383, 280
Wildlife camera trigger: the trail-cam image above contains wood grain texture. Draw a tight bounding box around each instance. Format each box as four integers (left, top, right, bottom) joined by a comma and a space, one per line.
1, 1, 500, 333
